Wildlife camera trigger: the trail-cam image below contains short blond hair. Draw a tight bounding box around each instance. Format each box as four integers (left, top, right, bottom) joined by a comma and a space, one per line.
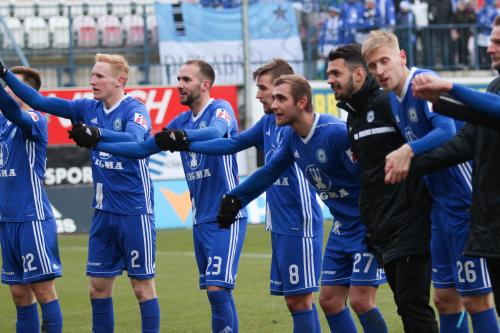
95, 53, 129, 82
362, 31, 400, 58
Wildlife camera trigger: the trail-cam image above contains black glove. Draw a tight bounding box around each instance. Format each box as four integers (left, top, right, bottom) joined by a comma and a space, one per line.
217, 194, 241, 229
0, 60, 8, 77
154, 128, 189, 151
68, 123, 101, 149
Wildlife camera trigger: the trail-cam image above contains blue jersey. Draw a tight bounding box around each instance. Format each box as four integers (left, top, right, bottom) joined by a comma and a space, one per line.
0, 111, 53, 222
170, 98, 247, 224
389, 67, 472, 218
232, 114, 363, 239
238, 114, 323, 237
69, 96, 154, 215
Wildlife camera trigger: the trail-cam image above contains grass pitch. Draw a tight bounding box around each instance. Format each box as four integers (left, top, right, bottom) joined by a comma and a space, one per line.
0, 224, 406, 332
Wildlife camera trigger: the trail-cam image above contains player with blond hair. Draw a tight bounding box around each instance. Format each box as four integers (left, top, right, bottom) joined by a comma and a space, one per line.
0, 54, 159, 333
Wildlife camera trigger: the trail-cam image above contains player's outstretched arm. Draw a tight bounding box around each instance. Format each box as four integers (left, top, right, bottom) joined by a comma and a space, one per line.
228, 144, 294, 208
410, 123, 475, 176
0, 67, 74, 119
189, 121, 264, 155
0, 84, 34, 132
96, 137, 160, 159
434, 95, 500, 129
449, 83, 500, 121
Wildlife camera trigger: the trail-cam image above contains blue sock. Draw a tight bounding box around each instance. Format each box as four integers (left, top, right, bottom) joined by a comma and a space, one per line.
471, 308, 500, 333
139, 298, 160, 333
207, 290, 234, 333
292, 309, 315, 333
91, 297, 114, 333
312, 303, 321, 333
325, 307, 357, 333
228, 291, 238, 333
439, 312, 469, 333
16, 303, 39, 333
358, 307, 388, 333
40, 299, 63, 333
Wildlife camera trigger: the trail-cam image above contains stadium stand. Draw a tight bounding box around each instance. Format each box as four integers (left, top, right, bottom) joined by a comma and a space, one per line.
24, 4, 50, 49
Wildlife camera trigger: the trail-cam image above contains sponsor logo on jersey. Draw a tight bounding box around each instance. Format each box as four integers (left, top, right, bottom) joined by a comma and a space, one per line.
186, 169, 212, 181
199, 121, 207, 129
265, 129, 271, 136
316, 148, 327, 163
408, 107, 418, 122
215, 108, 231, 125
0, 169, 17, 177
113, 118, 122, 131
133, 113, 148, 130
94, 151, 124, 170
366, 110, 375, 123
403, 127, 418, 142
294, 150, 300, 159
273, 177, 289, 186
28, 111, 39, 121
305, 165, 331, 191
0, 142, 9, 167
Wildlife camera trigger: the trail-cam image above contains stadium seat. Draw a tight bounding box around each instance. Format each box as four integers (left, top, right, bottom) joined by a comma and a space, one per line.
49, 16, 70, 49
24, 16, 50, 49
122, 14, 145, 47
97, 15, 123, 47
2, 16, 24, 49
73, 15, 98, 47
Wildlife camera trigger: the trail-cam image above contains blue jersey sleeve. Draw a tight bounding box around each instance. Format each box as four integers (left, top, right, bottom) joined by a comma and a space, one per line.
409, 101, 456, 155
184, 121, 227, 142
229, 136, 294, 207
0, 84, 35, 133
96, 137, 160, 159
450, 83, 500, 120
2, 71, 78, 121
329, 124, 360, 177
99, 103, 150, 143
189, 117, 265, 155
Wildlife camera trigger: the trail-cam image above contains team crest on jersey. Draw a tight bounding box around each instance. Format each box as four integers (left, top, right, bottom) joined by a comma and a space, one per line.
0, 142, 9, 167
199, 121, 207, 129
185, 151, 204, 170
408, 107, 418, 122
316, 148, 327, 163
305, 165, 331, 191
28, 111, 39, 121
113, 118, 122, 131
215, 108, 231, 125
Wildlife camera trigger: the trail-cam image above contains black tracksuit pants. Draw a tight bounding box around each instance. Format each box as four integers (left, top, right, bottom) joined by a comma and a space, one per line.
384, 253, 439, 333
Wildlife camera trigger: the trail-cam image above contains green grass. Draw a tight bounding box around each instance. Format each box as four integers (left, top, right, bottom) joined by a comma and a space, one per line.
0, 224, 406, 332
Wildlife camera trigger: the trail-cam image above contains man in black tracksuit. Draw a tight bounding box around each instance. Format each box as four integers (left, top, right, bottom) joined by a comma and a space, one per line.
408, 17, 500, 314
326, 44, 438, 332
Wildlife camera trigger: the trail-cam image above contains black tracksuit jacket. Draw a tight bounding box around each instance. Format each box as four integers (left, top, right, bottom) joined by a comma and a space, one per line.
338, 75, 432, 264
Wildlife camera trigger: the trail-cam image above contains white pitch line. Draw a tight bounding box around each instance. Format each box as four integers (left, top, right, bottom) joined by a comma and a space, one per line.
60, 246, 271, 259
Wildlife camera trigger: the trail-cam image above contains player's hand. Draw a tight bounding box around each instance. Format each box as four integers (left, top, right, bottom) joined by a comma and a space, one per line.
0, 60, 8, 77
384, 144, 414, 184
154, 128, 189, 151
68, 123, 101, 149
217, 194, 241, 229
412, 74, 452, 103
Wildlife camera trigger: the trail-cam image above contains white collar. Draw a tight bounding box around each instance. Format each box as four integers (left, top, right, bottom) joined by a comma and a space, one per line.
300, 113, 319, 144
396, 67, 418, 102
192, 98, 214, 122
103, 95, 127, 115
